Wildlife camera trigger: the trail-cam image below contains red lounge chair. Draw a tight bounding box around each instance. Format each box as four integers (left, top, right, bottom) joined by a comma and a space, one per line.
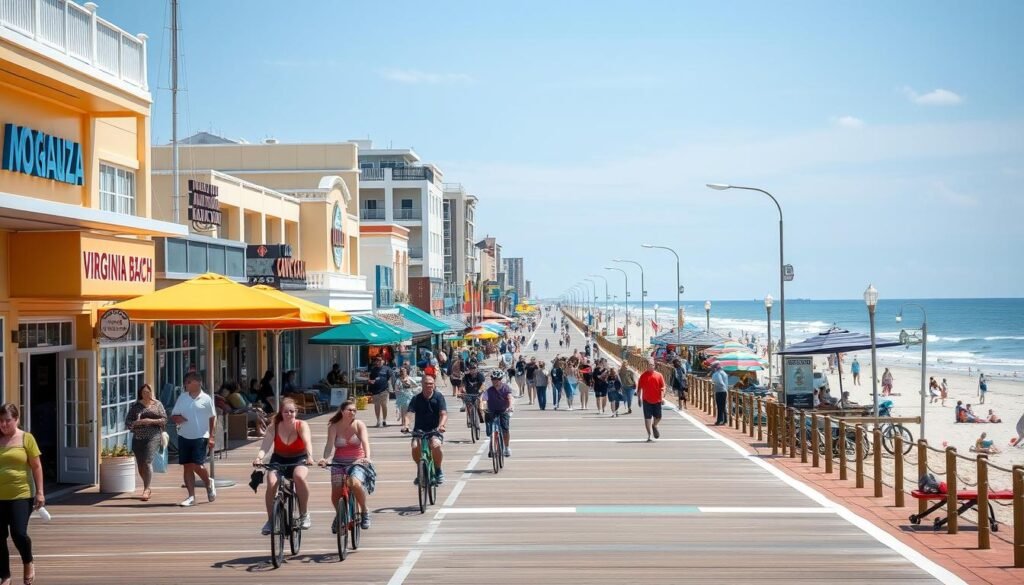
909, 489, 1012, 531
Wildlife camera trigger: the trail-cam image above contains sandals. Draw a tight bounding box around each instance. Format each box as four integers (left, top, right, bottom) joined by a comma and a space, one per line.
141, 488, 151, 502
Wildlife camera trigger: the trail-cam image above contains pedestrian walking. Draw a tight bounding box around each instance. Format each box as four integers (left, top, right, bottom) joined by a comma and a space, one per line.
550, 358, 565, 410
525, 357, 539, 405
0, 403, 44, 585
608, 367, 623, 416
514, 356, 527, 398
940, 378, 949, 407
638, 360, 665, 441
851, 357, 861, 385
671, 358, 689, 410
618, 364, 638, 415
578, 358, 593, 410
881, 368, 894, 396
979, 373, 988, 404
563, 358, 580, 410
593, 359, 609, 414
535, 361, 549, 410
125, 383, 167, 502
170, 372, 218, 507
712, 363, 729, 425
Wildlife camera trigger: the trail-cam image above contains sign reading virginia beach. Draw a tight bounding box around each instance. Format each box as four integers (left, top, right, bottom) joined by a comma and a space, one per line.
1, 123, 84, 185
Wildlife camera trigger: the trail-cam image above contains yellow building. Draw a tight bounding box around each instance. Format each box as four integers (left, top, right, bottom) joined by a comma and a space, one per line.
0, 1, 185, 485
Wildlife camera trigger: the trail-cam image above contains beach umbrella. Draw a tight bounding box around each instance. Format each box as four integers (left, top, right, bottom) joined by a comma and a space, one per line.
704, 341, 750, 356
704, 351, 769, 372
479, 322, 506, 333
465, 328, 500, 340
776, 327, 903, 394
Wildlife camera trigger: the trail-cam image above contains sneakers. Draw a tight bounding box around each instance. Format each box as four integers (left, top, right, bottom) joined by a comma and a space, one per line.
652, 426, 661, 439
487, 450, 493, 458
299, 513, 312, 530
261, 520, 272, 535
459, 406, 466, 412
206, 481, 217, 502
436, 470, 446, 485
503, 448, 511, 458
382, 421, 388, 428
413, 476, 420, 485
179, 495, 195, 507
360, 512, 371, 530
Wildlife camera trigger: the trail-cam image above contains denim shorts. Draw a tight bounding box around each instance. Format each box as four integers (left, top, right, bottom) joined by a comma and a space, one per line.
177, 436, 209, 466
331, 461, 370, 488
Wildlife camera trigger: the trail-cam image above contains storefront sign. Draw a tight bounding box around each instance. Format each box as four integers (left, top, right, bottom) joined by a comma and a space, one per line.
246, 244, 306, 290
1, 123, 84, 185
188, 179, 222, 227
784, 355, 815, 408
331, 203, 344, 268
99, 309, 132, 340
9, 232, 155, 299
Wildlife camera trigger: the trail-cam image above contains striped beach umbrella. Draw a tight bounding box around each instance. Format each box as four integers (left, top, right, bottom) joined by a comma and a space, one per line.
704, 341, 750, 356
703, 351, 768, 372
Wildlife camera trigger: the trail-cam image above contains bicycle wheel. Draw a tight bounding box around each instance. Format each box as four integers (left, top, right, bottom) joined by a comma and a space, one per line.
882, 424, 914, 455
349, 494, 361, 550
288, 493, 302, 555
336, 495, 349, 561
270, 500, 286, 568
428, 465, 437, 505
491, 429, 501, 474
497, 432, 505, 469
417, 459, 428, 513
468, 408, 478, 443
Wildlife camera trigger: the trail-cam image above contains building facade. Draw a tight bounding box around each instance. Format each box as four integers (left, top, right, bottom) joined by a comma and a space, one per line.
502, 257, 525, 299
359, 224, 409, 310
0, 1, 187, 484
442, 183, 477, 314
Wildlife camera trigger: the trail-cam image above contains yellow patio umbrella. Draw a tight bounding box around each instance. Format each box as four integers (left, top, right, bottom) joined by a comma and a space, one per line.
465, 328, 499, 340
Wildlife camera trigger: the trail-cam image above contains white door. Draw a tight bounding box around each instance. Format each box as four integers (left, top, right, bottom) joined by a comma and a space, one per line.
59, 351, 96, 485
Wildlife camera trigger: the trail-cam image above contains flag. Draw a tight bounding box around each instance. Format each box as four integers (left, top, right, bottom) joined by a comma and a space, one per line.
651, 319, 659, 333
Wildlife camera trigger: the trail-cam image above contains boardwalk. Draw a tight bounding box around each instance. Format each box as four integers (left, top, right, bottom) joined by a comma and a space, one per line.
25, 315, 961, 584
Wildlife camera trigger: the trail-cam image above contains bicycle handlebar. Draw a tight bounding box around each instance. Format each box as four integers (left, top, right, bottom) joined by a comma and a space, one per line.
253, 462, 310, 470
411, 430, 445, 439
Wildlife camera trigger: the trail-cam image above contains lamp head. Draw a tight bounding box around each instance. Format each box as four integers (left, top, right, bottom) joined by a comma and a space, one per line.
641, 244, 654, 248
764, 294, 773, 309
705, 300, 712, 311
864, 284, 879, 308
706, 183, 731, 191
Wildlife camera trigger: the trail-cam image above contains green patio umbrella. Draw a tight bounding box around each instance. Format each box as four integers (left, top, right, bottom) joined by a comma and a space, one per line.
309, 315, 412, 346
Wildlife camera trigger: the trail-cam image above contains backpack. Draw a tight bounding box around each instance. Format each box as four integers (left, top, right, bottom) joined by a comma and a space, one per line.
918, 473, 947, 494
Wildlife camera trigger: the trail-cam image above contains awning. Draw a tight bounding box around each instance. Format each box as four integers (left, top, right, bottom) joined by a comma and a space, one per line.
650, 330, 726, 347
481, 308, 514, 321
308, 315, 412, 346
396, 303, 451, 334
438, 315, 469, 331
0, 190, 188, 236
377, 309, 434, 340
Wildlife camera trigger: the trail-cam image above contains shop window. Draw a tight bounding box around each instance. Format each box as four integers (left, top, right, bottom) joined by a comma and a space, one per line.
225, 247, 244, 278
155, 323, 204, 410
208, 245, 226, 275
99, 323, 145, 449
166, 238, 188, 273
99, 163, 137, 216
17, 321, 73, 350
187, 241, 208, 273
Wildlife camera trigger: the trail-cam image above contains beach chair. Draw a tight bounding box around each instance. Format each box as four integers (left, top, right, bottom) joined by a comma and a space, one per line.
909, 489, 1012, 531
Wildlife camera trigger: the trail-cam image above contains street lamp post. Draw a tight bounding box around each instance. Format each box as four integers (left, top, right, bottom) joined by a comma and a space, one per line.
704, 300, 711, 331
588, 274, 610, 334
642, 244, 683, 332
583, 278, 598, 329
614, 259, 646, 351
765, 295, 773, 388
897, 303, 928, 441
707, 183, 786, 393
864, 284, 880, 422
605, 266, 629, 349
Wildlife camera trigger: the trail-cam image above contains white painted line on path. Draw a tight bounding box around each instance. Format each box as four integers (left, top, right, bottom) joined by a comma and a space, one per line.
513, 438, 717, 443
438, 506, 576, 516
696, 506, 836, 514
386, 550, 422, 585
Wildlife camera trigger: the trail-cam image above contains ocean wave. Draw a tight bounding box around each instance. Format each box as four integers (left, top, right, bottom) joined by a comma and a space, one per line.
984, 336, 1024, 341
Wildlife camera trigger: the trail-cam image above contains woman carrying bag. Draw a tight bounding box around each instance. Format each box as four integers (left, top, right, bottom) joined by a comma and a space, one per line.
125, 383, 168, 502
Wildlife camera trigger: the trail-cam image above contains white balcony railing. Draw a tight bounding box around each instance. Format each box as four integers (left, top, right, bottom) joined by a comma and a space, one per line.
0, 0, 148, 91
305, 271, 367, 291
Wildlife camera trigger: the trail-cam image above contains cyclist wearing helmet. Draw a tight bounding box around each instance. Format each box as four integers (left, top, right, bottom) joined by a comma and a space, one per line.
459, 360, 485, 414
484, 370, 514, 458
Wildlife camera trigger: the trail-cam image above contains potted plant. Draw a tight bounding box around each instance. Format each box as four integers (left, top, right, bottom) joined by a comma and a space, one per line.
99, 443, 136, 494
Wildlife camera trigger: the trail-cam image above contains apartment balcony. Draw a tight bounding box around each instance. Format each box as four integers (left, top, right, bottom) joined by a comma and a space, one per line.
394, 208, 422, 221
357, 167, 436, 184
359, 168, 384, 181
360, 208, 385, 221
0, 0, 148, 92
409, 246, 423, 259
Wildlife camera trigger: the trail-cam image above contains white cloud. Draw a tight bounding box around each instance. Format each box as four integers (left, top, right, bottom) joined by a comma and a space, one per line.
902, 86, 964, 106
833, 115, 865, 129
379, 69, 473, 84
931, 181, 978, 207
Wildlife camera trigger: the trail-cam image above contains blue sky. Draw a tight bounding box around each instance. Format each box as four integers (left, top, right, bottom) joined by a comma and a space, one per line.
104, 0, 1023, 300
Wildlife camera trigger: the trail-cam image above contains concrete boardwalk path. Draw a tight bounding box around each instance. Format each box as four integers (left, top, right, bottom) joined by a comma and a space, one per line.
25, 311, 961, 584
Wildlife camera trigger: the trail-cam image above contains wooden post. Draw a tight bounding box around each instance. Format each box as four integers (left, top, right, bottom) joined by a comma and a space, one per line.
894, 434, 905, 507
811, 413, 820, 468
873, 427, 883, 497
824, 415, 833, 474
787, 408, 796, 458
1014, 466, 1023, 568
839, 420, 848, 481
855, 425, 865, 488
731, 392, 739, 429
741, 395, 748, 434
918, 440, 928, 517
749, 395, 756, 438
756, 398, 763, 441
977, 454, 990, 550
945, 447, 958, 534
769, 403, 777, 455
799, 410, 807, 463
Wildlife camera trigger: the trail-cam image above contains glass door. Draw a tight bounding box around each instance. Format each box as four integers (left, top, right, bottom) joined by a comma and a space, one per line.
59, 351, 96, 484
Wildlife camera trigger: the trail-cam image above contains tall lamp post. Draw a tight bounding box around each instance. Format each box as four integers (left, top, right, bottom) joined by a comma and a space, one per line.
642, 244, 683, 332
614, 259, 646, 351
864, 284, 880, 422
704, 300, 712, 331
605, 266, 629, 349
765, 295, 773, 388
583, 278, 598, 329
897, 303, 928, 441
588, 273, 610, 334
707, 183, 786, 391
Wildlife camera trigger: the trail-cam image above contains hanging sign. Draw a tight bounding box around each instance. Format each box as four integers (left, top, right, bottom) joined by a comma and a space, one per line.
100, 309, 131, 340
784, 355, 814, 408
331, 203, 344, 268
188, 179, 222, 228
246, 244, 306, 290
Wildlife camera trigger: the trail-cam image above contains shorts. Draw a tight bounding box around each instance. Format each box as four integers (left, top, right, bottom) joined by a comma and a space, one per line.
412, 434, 444, 449
331, 460, 371, 489
270, 453, 306, 479
371, 392, 389, 406
642, 401, 663, 420
485, 411, 511, 434
593, 388, 608, 398
177, 436, 209, 466
450, 378, 463, 388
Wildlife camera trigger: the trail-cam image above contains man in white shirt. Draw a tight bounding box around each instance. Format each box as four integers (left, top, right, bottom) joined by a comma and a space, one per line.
171, 372, 217, 507
711, 363, 730, 425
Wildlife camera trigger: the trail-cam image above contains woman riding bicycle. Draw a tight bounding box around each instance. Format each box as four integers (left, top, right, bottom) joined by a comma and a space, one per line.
320, 400, 374, 531
254, 397, 315, 535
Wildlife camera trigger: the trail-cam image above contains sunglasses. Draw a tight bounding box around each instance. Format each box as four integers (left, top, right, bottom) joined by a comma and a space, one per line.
344, 409, 357, 413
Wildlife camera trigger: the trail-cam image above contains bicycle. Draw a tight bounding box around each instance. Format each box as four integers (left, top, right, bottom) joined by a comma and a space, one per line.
463, 394, 482, 443
876, 400, 914, 455
486, 411, 507, 474
253, 462, 306, 568
412, 430, 443, 513
321, 462, 367, 561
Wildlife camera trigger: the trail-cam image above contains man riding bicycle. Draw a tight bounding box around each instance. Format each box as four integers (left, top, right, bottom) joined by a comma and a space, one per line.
458, 360, 485, 414
484, 370, 514, 458
408, 375, 448, 484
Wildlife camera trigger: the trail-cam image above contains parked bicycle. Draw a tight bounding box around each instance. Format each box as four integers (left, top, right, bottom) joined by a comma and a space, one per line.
320, 462, 367, 561
253, 462, 306, 568
412, 430, 443, 513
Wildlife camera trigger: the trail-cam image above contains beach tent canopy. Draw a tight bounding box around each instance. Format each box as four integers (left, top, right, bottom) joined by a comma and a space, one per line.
396, 303, 451, 334
776, 327, 902, 355
651, 329, 726, 348
309, 315, 412, 346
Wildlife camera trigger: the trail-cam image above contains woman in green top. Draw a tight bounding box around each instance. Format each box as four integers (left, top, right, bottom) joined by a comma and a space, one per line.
0, 402, 44, 585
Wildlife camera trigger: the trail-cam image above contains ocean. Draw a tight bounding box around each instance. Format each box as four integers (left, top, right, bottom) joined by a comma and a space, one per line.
605, 298, 1024, 378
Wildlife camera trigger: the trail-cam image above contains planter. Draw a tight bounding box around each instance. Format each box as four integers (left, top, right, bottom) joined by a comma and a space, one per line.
99, 456, 137, 493
355, 396, 369, 410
